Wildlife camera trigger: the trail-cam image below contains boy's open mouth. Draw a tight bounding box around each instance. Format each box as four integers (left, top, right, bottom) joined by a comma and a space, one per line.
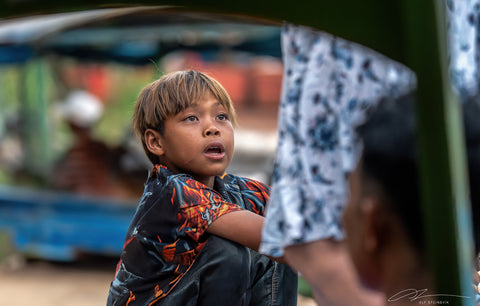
204, 142, 226, 158
206, 147, 222, 154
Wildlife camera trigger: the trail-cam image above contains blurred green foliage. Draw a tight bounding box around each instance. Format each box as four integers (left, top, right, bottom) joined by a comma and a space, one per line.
94, 64, 157, 146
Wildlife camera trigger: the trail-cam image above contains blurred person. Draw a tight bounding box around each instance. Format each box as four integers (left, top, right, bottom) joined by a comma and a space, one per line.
51, 88, 112, 196
107, 70, 297, 306
51, 60, 147, 200
259, 23, 415, 305
343, 92, 480, 305
51, 89, 147, 200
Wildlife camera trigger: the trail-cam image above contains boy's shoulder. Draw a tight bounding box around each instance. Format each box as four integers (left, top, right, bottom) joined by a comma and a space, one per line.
219, 173, 270, 214
143, 166, 270, 213
145, 165, 271, 205
148, 165, 270, 191
147, 164, 193, 184
220, 173, 270, 192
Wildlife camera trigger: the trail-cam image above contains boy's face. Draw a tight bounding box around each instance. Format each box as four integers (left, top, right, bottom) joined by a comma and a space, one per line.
156, 94, 234, 187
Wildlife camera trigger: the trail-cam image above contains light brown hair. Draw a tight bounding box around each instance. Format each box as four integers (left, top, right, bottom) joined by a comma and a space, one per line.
132, 70, 237, 164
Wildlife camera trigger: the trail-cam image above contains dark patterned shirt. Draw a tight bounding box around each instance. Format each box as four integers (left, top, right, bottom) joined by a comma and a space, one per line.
108, 164, 270, 306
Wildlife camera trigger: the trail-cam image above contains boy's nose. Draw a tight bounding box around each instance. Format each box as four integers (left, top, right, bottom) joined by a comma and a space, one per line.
204, 125, 220, 137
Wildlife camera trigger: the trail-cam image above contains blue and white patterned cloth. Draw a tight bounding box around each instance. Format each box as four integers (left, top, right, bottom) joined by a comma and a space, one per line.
260, 0, 480, 258
446, 0, 480, 98
259, 23, 416, 257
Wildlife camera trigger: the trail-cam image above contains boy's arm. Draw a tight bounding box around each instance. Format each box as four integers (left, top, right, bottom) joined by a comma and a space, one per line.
206, 210, 287, 264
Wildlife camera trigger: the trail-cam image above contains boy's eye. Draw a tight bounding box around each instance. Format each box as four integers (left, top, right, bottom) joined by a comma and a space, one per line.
217, 114, 229, 121
183, 115, 198, 122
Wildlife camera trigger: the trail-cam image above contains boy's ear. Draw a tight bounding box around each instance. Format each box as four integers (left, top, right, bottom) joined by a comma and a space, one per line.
144, 128, 165, 156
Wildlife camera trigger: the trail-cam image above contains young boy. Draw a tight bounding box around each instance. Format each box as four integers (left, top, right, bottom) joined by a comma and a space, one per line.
343, 92, 480, 305
106, 70, 297, 306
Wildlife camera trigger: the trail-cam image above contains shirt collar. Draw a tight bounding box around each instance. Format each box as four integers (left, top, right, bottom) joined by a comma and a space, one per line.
152, 164, 231, 200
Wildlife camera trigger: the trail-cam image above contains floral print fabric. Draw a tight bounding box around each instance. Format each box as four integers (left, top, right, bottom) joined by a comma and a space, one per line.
259, 23, 416, 257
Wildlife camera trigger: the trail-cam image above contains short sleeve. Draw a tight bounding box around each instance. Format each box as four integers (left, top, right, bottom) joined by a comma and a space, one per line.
171, 176, 242, 242
227, 175, 270, 215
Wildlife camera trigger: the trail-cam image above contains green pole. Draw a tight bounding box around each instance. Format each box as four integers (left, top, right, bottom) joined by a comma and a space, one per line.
399, 0, 474, 303
0, 68, 10, 263
20, 58, 51, 182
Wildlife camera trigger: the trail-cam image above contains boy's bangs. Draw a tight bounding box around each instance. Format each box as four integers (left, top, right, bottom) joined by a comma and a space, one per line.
200, 75, 237, 125
162, 72, 236, 125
